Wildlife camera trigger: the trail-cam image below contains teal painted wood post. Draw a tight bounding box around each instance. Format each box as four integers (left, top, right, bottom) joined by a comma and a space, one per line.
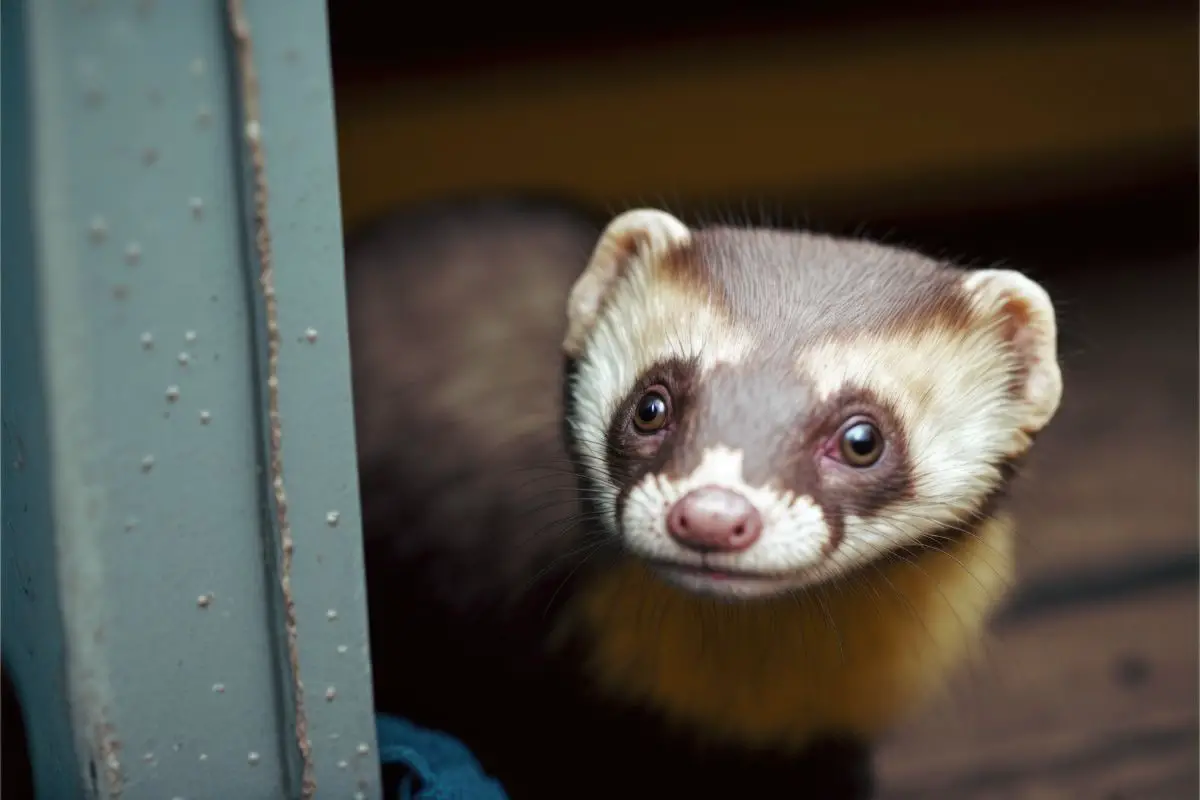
1, 1, 381, 798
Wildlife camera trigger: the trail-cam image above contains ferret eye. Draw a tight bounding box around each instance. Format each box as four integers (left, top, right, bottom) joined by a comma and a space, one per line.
839, 421, 884, 467
632, 388, 671, 434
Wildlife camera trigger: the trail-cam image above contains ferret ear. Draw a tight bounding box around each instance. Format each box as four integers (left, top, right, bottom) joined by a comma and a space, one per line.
563, 209, 691, 359
964, 268, 1063, 435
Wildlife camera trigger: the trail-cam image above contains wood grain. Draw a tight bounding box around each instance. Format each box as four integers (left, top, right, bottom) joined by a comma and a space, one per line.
1005, 252, 1198, 583
877, 582, 1198, 799
876, 251, 1198, 798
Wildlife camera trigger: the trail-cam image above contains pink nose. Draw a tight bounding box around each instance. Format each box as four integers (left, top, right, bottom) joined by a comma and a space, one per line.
666, 486, 763, 553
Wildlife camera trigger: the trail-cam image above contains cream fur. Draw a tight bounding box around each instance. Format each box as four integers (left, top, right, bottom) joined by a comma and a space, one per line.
558, 215, 1058, 750
962, 268, 1063, 437
557, 514, 1015, 750
568, 213, 754, 529
622, 445, 832, 596
797, 322, 1023, 574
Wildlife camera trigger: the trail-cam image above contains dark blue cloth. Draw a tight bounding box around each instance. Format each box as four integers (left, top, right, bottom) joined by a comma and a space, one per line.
376, 714, 509, 800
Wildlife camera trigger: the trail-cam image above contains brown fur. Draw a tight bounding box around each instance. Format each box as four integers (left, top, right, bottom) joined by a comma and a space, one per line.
348, 196, 601, 613
558, 213, 1059, 759
347, 197, 1059, 800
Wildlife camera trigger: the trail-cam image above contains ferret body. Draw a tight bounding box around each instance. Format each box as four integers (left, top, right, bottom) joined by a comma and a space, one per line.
346, 195, 1063, 799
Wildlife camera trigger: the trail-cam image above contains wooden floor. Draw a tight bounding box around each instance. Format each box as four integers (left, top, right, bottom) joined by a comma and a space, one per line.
874, 245, 1199, 798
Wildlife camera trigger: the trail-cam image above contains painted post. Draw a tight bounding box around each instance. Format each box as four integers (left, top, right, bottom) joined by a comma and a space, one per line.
1, 1, 380, 797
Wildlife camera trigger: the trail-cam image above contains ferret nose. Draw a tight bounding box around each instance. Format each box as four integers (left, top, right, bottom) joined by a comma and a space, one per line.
666, 486, 763, 553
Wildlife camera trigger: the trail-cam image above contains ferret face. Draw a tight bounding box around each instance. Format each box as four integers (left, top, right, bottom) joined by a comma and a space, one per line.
566, 216, 1061, 600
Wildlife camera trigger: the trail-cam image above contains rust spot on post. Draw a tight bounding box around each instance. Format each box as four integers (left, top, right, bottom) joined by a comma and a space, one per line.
226, 1, 317, 796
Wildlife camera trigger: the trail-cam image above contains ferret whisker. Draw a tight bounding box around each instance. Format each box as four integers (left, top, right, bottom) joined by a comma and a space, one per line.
542, 541, 614, 619
515, 509, 611, 551
859, 524, 1007, 693
508, 474, 614, 501
909, 503, 1048, 565
808, 585, 845, 666
780, 589, 810, 657
522, 449, 614, 472
509, 462, 619, 491
866, 513, 1015, 596
852, 522, 1000, 687
509, 495, 600, 523
518, 533, 612, 599
911, 531, 1014, 595
828, 560, 892, 658
506, 472, 592, 496
837, 537, 939, 659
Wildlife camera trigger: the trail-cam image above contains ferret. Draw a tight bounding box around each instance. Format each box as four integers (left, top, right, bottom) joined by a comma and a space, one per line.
346, 194, 1063, 799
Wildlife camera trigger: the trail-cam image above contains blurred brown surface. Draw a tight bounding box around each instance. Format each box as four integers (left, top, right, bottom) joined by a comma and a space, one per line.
873, 244, 1198, 798
328, 0, 1190, 73
331, 6, 1196, 232
878, 582, 1197, 799
327, 2, 1191, 85
1011, 255, 1198, 582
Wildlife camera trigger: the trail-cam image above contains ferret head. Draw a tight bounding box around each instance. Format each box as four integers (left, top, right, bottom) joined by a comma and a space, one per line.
563, 209, 1062, 600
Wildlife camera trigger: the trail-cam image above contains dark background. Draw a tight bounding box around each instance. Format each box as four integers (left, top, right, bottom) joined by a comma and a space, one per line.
326, 1, 1198, 798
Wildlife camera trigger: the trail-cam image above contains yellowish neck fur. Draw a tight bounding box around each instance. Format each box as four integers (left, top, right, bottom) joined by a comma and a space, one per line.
556, 515, 1014, 751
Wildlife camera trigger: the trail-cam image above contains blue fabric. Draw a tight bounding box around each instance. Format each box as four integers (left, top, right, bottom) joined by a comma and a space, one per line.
376, 713, 510, 800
